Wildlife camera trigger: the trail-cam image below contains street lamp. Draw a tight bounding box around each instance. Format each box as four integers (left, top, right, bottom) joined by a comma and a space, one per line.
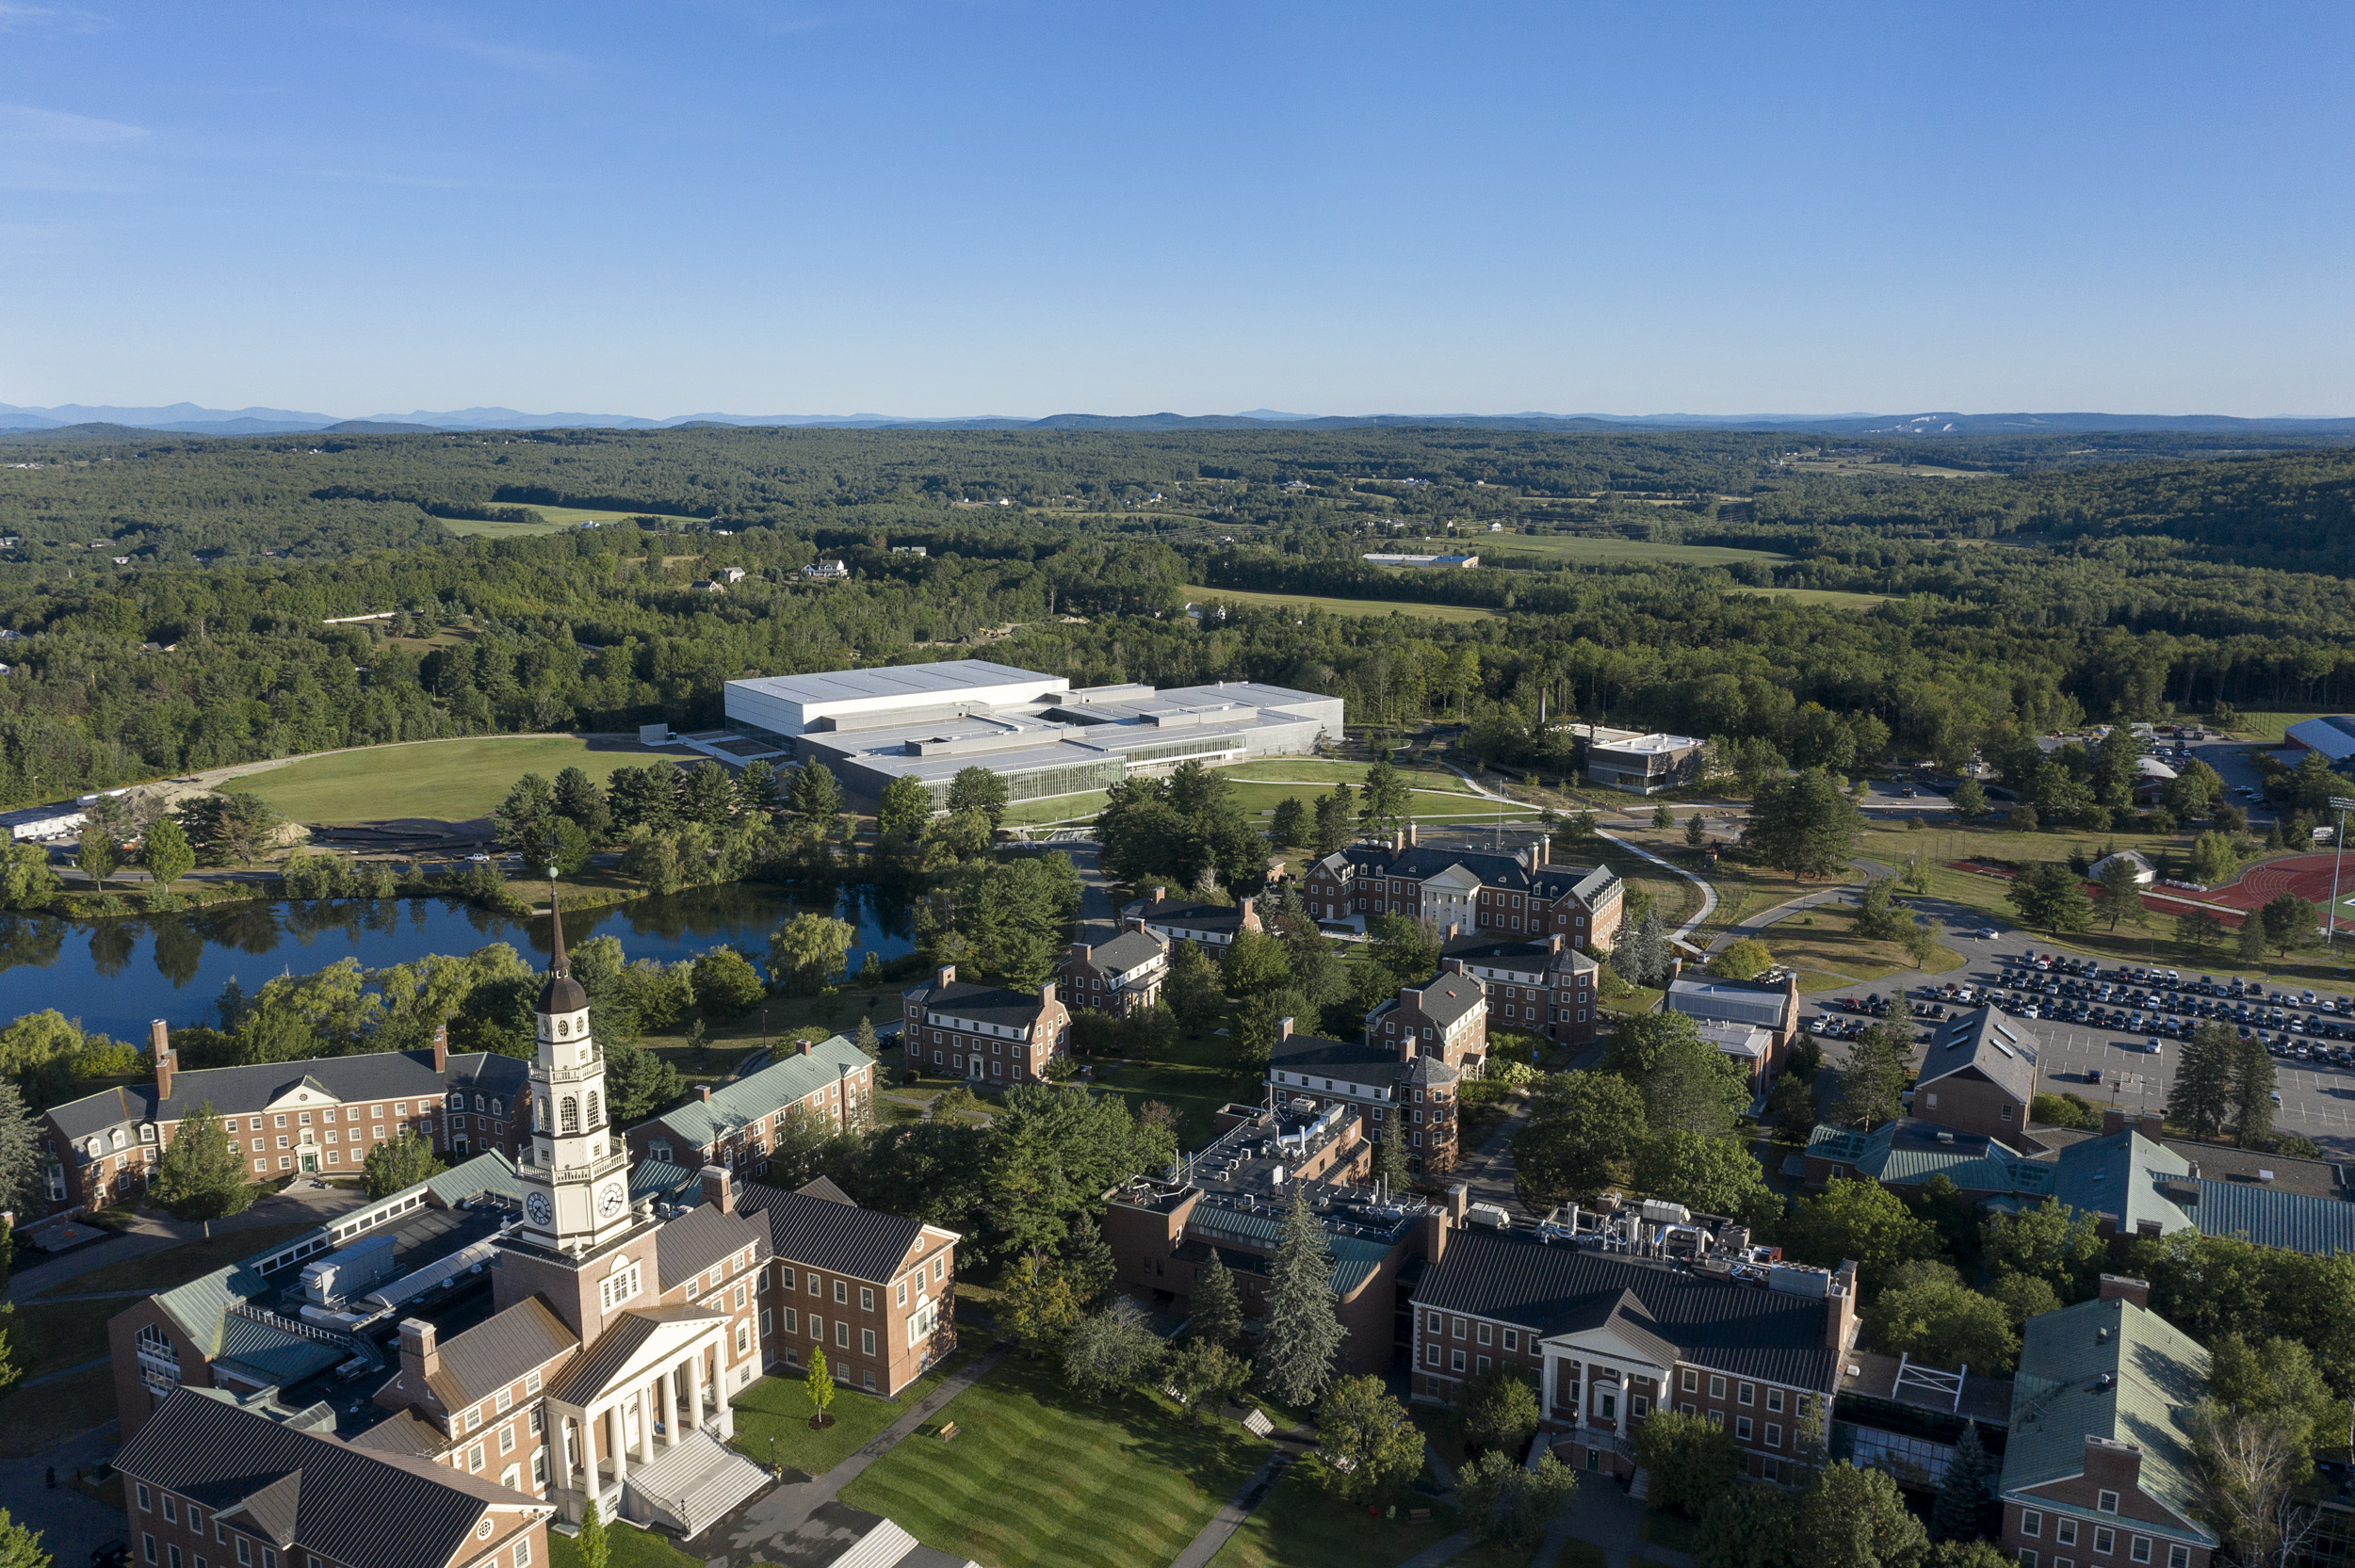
2329, 797, 2355, 952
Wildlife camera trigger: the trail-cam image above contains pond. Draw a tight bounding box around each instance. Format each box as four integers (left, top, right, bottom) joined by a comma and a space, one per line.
0, 881, 917, 1039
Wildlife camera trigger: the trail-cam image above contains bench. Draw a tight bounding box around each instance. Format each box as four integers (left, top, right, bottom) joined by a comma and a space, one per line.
1408, 1508, 1432, 1524
936, 1422, 959, 1441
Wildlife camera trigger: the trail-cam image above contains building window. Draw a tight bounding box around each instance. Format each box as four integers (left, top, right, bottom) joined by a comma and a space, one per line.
835, 1320, 848, 1349
2022, 1512, 2042, 1539
1709, 1375, 1727, 1399
2130, 1541, 2151, 1564
784, 1308, 798, 1334
164, 1498, 177, 1524
863, 1329, 876, 1355
1762, 1459, 1779, 1482
142, 1539, 155, 1566
1450, 1349, 1465, 1373
1477, 1323, 1492, 1347
1681, 1368, 1697, 1392
526, 1370, 542, 1395
2022, 1555, 2038, 1568
834, 1279, 848, 1304
1736, 1416, 1752, 1441
738, 1323, 752, 1354
495, 1389, 512, 1414
2097, 1493, 2120, 1515
809, 1274, 822, 1297
499, 1424, 515, 1454
2094, 1529, 2115, 1557
1765, 1424, 1780, 1447
1738, 1382, 1754, 1406
1425, 1344, 1440, 1366
2168, 1550, 2189, 1568
1766, 1388, 1784, 1413
1502, 1330, 1519, 1351
2059, 1522, 2078, 1547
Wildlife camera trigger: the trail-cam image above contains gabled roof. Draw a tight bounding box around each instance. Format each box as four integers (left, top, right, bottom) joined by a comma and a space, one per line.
547, 1304, 726, 1406
1416, 1227, 1840, 1389
1917, 1007, 2038, 1104
2171, 1178, 2355, 1254
1138, 900, 1249, 933
1407, 972, 1485, 1027
48, 1048, 448, 1140
631, 1035, 870, 1150
736, 1177, 937, 1285
1272, 1032, 1401, 1077
114, 1388, 543, 1568
1806, 1118, 2053, 1197
1333, 843, 1616, 904
901, 978, 1053, 1027
1074, 929, 1165, 972
423, 1296, 577, 1412
443, 1054, 530, 1095
1998, 1296, 2215, 1544
654, 1203, 769, 1294
1439, 935, 1596, 980
2047, 1132, 2194, 1239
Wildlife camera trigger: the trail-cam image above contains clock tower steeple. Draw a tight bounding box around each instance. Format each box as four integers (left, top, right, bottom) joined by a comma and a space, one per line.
517, 876, 634, 1254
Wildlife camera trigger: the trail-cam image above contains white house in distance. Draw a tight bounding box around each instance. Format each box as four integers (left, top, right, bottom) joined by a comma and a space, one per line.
1363, 552, 1479, 568
2090, 849, 2157, 886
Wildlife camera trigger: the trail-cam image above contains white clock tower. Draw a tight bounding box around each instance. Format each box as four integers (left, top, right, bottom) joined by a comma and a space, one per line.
517, 883, 636, 1255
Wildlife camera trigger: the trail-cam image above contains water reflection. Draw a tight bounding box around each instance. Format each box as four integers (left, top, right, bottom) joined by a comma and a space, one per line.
0, 881, 914, 1038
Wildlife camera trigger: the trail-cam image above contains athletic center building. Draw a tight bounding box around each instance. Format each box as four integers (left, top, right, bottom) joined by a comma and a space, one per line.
721, 659, 1343, 810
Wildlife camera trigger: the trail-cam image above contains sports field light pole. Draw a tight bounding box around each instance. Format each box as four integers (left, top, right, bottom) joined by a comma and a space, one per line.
2330, 796, 2355, 953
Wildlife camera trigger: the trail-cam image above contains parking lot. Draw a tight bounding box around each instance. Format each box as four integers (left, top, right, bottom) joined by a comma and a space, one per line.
1799, 946, 2355, 1159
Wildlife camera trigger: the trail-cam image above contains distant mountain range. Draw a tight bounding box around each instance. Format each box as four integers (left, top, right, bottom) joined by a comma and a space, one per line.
3, 401, 2352, 439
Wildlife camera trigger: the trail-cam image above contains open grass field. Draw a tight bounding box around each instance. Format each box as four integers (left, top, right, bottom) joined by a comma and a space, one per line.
548, 1521, 698, 1568
41, 1220, 318, 1297
1207, 1455, 1531, 1568
440, 503, 708, 539
1094, 1027, 1262, 1145
1727, 585, 1892, 609
1181, 584, 1499, 623
1480, 534, 1793, 568
9, 1299, 114, 1378
838, 1352, 1266, 1568
0, 1365, 115, 1458
236, 735, 677, 824
2220, 710, 2336, 744
999, 758, 1506, 832
729, 1344, 985, 1475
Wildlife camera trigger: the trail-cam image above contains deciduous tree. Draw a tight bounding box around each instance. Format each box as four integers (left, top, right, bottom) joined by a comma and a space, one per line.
362, 1132, 444, 1199
151, 1102, 256, 1236
1315, 1375, 1425, 1502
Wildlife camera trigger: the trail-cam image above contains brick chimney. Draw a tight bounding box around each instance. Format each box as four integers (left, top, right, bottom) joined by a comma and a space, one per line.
1546, 933, 1564, 954
934, 962, 957, 989
2138, 1111, 2163, 1140
2083, 1435, 2145, 1501
431, 1020, 447, 1073
1447, 1183, 1470, 1223
701, 1164, 734, 1214
1535, 835, 1549, 866
697, 1084, 713, 1102
1277, 1016, 1294, 1042
1420, 1205, 1449, 1265
1038, 979, 1057, 1013
1238, 897, 1260, 933
151, 1020, 172, 1102
1668, 956, 1683, 986
1392, 829, 1405, 853
800, 1039, 815, 1055
1442, 957, 1468, 976
1826, 1259, 1860, 1350
1069, 940, 1093, 968
2099, 1274, 2151, 1308
1147, 886, 1166, 908
398, 1318, 440, 1385
2101, 1107, 2127, 1136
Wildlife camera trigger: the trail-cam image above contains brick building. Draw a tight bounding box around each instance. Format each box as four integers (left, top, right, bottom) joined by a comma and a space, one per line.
900, 964, 1073, 1085
1299, 828, 1622, 948
1265, 964, 1490, 1173
622, 1036, 876, 1174
114, 1388, 551, 1568
1100, 1102, 1439, 1374
1914, 1007, 2038, 1140
1996, 1281, 2217, 1568
1410, 1224, 1858, 1483
1131, 890, 1265, 950
1439, 934, 1601, 1048
40, 1021, 528, 1215
1062, 924, 1170, 1016
736, 1175, 959, 1397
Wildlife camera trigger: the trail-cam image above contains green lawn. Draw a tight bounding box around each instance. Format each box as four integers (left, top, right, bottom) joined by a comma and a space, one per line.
1208, 1455, 1526, 1568
729, 1344, 985, 1476
0, 1365, 115, 1457
1093, 1029, 1263, 1145
838, 1353, 1266, 1568
236, 736, 679, 824
1641, 1509, 1704, 1554
2221, 710, 2335, 745
998, 757, 1488, 832
440, 503, 708, 539
1182, 584, 1499, 624
547, 1520, 699, 1568
8, 1299, 115, 1377
1477, 535, 1793, 569
41, 1221, 319, 1298
1727, 585, 1892, 609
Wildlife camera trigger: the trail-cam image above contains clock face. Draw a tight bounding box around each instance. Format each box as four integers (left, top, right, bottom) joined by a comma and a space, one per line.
598, 1181, 626, 1218
526, 1189, 553, 1227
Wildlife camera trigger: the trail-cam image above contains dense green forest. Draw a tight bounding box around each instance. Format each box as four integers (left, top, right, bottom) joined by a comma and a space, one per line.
0, 425, 2349, 804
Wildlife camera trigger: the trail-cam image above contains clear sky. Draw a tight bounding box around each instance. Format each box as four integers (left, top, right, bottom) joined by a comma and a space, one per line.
3, 1, 2351, 419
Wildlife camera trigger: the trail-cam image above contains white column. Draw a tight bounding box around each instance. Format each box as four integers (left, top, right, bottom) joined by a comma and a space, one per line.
608, 1404, 627, 1491
690, 1347, 707, 1429
666, 1361, 684, 1446
1616, 1375, 1631, 1439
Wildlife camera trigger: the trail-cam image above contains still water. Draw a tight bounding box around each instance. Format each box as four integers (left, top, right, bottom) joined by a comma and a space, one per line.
0, 882, 916, 1039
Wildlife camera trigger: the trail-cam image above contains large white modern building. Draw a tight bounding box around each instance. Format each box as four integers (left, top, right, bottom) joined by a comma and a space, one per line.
720, 660, 1343, 810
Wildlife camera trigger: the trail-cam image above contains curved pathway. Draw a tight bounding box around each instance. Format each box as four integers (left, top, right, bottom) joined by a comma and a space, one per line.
1700, 858, 1892, 956
1437, 762, 1720, 942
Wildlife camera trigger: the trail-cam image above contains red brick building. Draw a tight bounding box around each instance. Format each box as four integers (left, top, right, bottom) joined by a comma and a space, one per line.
737, 1175, 959, 1397
622, 1036, 877, 1176
1300, 828, 1622, 949
1062, 924, 1170, 1016
1440, 934, 1602, 1048
900, 965, 1072, 1085
1266, 965, 1489, 1173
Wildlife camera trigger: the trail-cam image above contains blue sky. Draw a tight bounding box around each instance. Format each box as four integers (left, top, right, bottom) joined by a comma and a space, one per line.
3, 1, 2351, 418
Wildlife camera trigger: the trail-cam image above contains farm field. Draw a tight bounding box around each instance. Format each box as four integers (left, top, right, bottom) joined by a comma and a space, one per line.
235, 735, 676, 824
439, 503, 708, 538
2220, 710, 2338, 744
1180, 584, 1497, 623
1727, 585, 1892, 608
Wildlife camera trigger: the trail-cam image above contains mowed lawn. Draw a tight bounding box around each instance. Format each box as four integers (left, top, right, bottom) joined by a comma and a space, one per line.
236, 736, 677, 824
1209, 1456, 1535, 1568
729, 1344, 985, 1475
1181, 584, 1497, 623
838, 1354, 1265, 1568
999, 759, 1494, 832
1094, 1028, 1262, 1144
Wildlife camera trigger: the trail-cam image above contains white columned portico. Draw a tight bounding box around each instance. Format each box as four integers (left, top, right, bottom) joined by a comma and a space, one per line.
609, 1402, 628, 1488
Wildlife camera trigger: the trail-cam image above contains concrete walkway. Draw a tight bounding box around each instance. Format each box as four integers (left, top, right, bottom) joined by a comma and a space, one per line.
700, 1345, 1010, 1568
1167, 1443, 1303, 1568
1700, 857, 1892, 957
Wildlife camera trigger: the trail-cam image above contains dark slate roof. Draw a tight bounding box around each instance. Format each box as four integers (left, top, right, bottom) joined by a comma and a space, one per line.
1411, 972, 1485, 1026
444, 1054, 529, 1096
654, 1203, 769, 1294
1403, 1055, 1461, 1087
1272, 1033, 1398, 1075
736, 1177, 932, 1284
1075, 929, 1166, 972
1417, 1228, 1840, 1389
1439, 935, 1595, 980
899, 977, 1053, 1026
1138, 899, 1249, 936
1337, 845, 1616, 903
48, 1049, 447, 1140
1917, 1007, 2038, 1103
115, 1387, 540, 1568
424, 1296, 577, 1411
1665, 975, 1794, 1030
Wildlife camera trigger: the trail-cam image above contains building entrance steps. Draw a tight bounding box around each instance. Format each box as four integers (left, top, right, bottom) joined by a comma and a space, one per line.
624, 1430, 775, 1540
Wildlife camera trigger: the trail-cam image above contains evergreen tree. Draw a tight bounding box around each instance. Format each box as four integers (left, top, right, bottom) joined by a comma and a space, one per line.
2232, 1033, 2277, 1147
552, 766, 613, 839
1744, 768, 1862, 879
1829, 1026, 1909, 1130
2234, 913, 2269, 964
1930, 1421, 1991, 1542
1259, 1185, 1346, 1406
1270, 796, 1307, 849
577, 1501, 609, 1568
791, 761, 843, 827
1373, 1120, 1414, 1193
1610, 904, 1673, 988
1190, 1249, 1243, 1347
0, 1082, 41, 1221
1311, 783, 1356, 856
151, 1102, 255, 1236
2168, 1023, 2236, 1140
736, 759, 781, 816
1357, 760, 1411, 841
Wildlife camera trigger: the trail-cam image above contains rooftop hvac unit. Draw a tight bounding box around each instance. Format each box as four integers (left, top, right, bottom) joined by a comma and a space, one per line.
300, 1232, 398, 1307
1766, 1262, 1833, 1299
1637, 1199, 1691, 1225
